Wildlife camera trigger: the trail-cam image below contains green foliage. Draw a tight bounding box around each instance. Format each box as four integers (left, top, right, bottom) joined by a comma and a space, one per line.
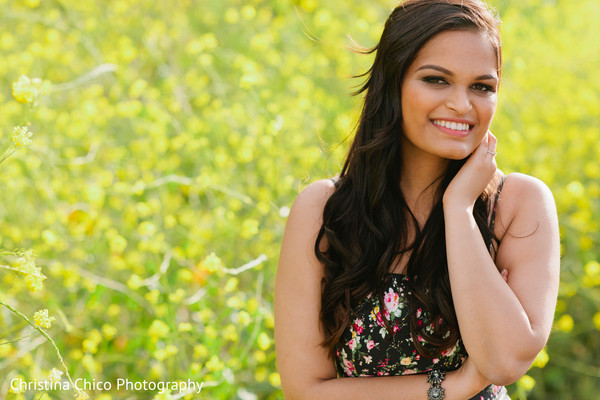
0, 0, 598, 399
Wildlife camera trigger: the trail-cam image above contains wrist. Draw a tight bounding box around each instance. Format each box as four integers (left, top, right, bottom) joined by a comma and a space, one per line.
442, 199, 474, 218
442, 191, 475, 212
436, 367, 489, 400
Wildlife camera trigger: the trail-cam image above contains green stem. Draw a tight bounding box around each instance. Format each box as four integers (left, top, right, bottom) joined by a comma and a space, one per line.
0, 299, 81, 397
0, 148, 16, 164
0, 330, 36, 345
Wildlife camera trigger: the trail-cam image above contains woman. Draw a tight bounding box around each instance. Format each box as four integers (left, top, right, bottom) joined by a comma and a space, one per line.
275, 0, 560, 399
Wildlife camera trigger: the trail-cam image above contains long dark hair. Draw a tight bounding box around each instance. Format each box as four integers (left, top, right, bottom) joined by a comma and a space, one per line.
316, 0, 502, 358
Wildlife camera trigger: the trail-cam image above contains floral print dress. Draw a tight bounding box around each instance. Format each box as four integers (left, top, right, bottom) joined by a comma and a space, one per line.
334, 273, 510, 399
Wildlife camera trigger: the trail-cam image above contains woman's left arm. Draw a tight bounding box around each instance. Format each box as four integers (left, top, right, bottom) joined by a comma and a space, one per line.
442, 135, 560, 386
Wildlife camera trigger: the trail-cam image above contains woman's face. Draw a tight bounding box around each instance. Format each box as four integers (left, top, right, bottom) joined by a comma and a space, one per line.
400, 29, 499, 162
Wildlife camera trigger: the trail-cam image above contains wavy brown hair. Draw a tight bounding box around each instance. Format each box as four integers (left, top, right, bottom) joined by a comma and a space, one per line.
316, 0, 502, 358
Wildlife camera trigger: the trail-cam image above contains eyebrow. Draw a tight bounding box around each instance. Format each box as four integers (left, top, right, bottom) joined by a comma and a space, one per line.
416, 64, 498, 81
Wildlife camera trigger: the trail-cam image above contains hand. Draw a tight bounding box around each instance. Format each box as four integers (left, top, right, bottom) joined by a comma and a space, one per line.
443, 131, 498, 209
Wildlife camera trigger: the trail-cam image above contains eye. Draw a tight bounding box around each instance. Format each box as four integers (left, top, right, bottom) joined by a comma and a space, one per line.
471, 83, 496, 93
422, 76, 448, 85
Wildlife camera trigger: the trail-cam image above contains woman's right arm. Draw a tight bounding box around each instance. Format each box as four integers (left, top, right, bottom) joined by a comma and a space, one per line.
274, 179, 488, 400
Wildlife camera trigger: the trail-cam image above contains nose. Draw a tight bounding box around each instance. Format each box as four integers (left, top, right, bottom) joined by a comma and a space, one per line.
445, 87, 472, 115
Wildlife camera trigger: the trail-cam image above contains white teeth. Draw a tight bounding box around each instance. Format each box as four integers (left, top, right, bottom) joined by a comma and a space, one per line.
433, 120, 471, 131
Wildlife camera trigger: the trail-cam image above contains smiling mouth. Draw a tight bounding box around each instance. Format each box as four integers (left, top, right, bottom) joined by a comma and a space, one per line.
431, 119, 474, 132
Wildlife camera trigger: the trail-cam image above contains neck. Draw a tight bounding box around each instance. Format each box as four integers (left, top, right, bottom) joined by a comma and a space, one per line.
399, 138, 449, 221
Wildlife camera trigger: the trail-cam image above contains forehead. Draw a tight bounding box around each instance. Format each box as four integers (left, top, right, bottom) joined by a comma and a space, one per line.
409, 30, 498, 76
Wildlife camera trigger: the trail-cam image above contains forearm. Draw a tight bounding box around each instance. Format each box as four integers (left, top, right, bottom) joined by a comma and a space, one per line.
443, 205, 537, 382
283, 369, 487, 400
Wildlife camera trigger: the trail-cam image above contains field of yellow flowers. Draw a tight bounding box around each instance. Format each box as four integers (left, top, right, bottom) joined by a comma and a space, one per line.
0, 0, 598, 399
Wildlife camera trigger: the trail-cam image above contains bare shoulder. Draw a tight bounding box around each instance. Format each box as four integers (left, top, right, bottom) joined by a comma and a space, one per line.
278, 178, 337, 275
496, 172, 558, 238
503, 172, 553, 197
288, 178, 337, 226
500, 172, 556, 210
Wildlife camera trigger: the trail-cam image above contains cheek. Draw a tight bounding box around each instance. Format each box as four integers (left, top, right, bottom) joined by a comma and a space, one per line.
402, 88, 434, 123
480, 97, 498, 122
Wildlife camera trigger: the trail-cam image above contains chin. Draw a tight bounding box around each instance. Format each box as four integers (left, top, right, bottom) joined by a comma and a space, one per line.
443, 150, 471, 161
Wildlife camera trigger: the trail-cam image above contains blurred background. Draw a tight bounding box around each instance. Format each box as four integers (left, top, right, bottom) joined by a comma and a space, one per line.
0, 0, 598, 399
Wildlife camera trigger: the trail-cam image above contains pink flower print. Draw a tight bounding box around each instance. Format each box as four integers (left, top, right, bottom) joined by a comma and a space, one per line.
432, 358, 439, 364
384, 288, 400, 313
377, 359, 389, 368
352, 318, 364, 334
376, 311, 385, 327
343, 359, 355, 376
393, 324, 400, 333
348, 339, 357, 350
366, 340, 375, 350
416, 308, 422, 318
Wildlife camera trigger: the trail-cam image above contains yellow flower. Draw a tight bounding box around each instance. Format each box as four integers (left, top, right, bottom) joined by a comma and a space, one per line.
223, 324, 238, 342
24, 272, 46, 291
148, 319, 170, 339
257, 332, 271, 351
532, 348, 549, 368
48, 367, 64, 383
168, 288, 186, 303
268, 372, 281, 388
201, 252, 223, 272
11, 75, 50, 104
12, 75, 36, 103
109, 234, 127, 254
34, 309, 55, 329
153, 345, 178, 361
13, 250, 45, 291
145, 289, 160, 304
517, 375, 536, 391
12, 126, 34, 148
205, 355, 224, 372
83, 330, 102, 353
193, 344, 209, 359
594, 312, 600, 331
75, 388, 89, 400
178, 322, 192, 332
556, 314, 574, 333
24, 0, 40, 8
102, 324, 117, 340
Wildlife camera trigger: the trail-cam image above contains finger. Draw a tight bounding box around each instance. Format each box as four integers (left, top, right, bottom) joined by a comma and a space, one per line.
486, 131, 498, 157
474, 131, 489, 156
